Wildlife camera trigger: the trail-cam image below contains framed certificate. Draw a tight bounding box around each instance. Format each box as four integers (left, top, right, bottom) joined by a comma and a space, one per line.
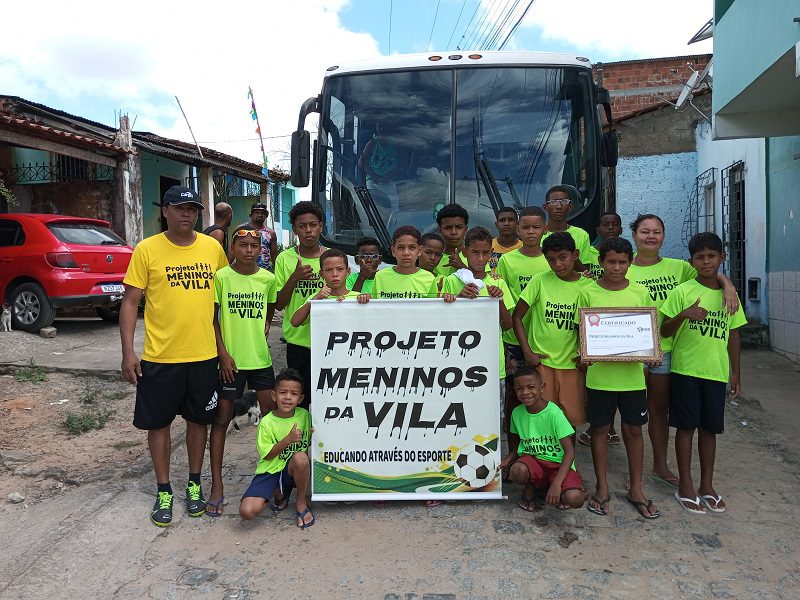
578, 307, 662, 362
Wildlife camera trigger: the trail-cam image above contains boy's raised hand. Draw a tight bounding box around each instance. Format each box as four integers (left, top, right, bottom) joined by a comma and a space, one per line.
219, 353, 238, 383
286, 423, 303, 443
315, 285, 332, 300
293, 258, 315, 281
447, 251, 467, 270
683, 298, 708, 322
458, 283, 480, 299
486, 285, 503, 298
357, 293, 370, 304
441, 293, 457, 303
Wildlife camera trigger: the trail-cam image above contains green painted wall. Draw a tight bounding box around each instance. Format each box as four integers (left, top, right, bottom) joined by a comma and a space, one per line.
140, 151, 190, 238
713, 0, 800, 113
767, 135, 800, 271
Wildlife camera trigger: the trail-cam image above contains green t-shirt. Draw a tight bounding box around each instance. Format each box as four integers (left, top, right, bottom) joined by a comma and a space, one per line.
441, 273, 515, 379
628, 258, 696, 352
435, 251, 490, 278
582, 246, 605, 279
274, 247, 324, 348
346, 272, 375, 295
660, 279, 746, 383
575, 280, 653, 391
519, 271, 592, 370
373, 267, 436, 299
214, 266, 277, 369
510, 402, 575, 469
255, 408, 312, 474
542, 225, 592, 263
496, 249, 550, 345
297, 290, 361, 325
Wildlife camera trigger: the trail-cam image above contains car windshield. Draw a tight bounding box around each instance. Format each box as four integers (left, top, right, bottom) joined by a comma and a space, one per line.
317, 65, 597, 252
47, 222, 126, 246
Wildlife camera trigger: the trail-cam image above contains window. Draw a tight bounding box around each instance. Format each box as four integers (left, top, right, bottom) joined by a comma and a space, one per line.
47, 222, 126, 246
0, 220, 25, 246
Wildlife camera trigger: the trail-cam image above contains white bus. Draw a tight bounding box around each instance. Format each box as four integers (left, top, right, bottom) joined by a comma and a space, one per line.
291, 51, 617, 255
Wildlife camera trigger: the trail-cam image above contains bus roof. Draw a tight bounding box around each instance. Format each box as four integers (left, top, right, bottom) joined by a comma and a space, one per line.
324, 51, 593, 77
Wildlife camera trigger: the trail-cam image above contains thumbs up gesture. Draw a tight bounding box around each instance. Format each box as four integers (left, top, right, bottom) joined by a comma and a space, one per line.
683, 297, 708, 322
293, 258, 314, 281
286, 422, 303, 443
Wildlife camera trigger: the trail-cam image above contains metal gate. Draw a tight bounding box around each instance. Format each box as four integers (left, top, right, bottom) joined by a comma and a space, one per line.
721, 161, 745, 305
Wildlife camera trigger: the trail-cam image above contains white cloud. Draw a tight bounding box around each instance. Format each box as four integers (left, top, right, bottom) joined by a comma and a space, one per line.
518, 0, 713, 59
0, 0, 382, 176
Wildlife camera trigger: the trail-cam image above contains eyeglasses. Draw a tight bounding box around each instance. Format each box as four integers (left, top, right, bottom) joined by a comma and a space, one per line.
357, 253, 381, 261
544, 199, 572, 207
232, 229, 261, 238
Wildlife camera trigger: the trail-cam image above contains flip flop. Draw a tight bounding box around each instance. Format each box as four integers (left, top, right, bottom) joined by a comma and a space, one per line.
204, 497, 225, 517
518, 498, 540, 512
296, 507, 315, 529
424, 500, 443, 507
699, 494, 726, 513
587, 495, 610, 515
607, 432, 622, 446
674, 492, 706, 514
577, 431, 592, 447
651, 473, 680, 488
270, 495, 289, 512
626, 495, 660, 519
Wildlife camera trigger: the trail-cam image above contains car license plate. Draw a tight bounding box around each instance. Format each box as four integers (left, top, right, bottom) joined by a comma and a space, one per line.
101, 284, 125, 293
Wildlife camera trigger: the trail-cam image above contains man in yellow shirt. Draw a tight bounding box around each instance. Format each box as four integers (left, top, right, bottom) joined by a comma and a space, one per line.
119, 186, 228, 527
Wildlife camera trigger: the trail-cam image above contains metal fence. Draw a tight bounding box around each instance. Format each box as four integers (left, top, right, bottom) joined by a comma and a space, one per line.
12, 159, 114, 183
722, 161, 745, 304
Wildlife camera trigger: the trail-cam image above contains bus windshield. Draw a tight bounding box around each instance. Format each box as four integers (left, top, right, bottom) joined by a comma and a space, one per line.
316, 65, 597, 253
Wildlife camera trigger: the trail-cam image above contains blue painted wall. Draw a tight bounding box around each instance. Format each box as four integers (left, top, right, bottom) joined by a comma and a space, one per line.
615, 152, 698, 260
140, 151, 190, 238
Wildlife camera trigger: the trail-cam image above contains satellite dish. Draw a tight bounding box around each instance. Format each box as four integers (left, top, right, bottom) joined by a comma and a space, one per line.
697, 59, 713, 87
676, 71, 700, 109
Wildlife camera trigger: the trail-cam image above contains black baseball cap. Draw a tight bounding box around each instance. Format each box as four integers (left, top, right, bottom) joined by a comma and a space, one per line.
250, 202, 269, 213
162, 186, 203, 209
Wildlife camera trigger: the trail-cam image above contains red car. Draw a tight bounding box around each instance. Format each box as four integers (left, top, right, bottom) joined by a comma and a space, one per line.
0, 214, 133, 332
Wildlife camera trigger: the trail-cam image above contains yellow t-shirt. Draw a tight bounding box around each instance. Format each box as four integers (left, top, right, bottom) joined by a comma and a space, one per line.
124, 232, 228, 363
490, 237, 523, 270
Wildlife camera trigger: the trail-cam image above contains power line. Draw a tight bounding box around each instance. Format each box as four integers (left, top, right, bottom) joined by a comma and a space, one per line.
427, 0, 442, 50
445, 0, 469, 50
498, 0, 535, 49
464, 0, 501, 50
456, 0, 484, 50
388, 0, 393, 54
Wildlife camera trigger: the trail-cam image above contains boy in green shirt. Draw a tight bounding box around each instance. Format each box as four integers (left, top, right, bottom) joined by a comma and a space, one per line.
491, 207, 522, 271
374, 226, 436, 298
499, 365, 585, 511
513, 231, 592, 430
496, 206, 549, 431
661, 232, 745, 515
540, 185, 592, 263
239, 369, 315, 529
207, 225, 278, 516
346, 237, 382, 294
435, 203, 470, 277
274, 201, 326, 409
576, 237, 660, 520
291, 248, 370, 327
418, 232, 446, 294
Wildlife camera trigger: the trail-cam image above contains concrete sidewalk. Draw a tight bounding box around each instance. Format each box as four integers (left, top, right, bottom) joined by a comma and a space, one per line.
1, 325, 799, 598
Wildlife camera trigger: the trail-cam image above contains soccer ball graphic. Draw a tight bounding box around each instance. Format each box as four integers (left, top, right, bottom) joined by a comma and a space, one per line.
454, 444, 497, 488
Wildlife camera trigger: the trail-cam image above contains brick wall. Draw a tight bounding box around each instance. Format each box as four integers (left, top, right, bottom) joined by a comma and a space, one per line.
593, 55, 712, 121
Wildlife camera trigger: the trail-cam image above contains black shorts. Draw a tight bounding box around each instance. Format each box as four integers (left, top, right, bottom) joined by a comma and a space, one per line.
669, 372, 726, 434
286, 343, 311, 410
220, 366, 276, 400
586, 388, 648, 427
505, 344, 525, 384
133, 357, 219, 429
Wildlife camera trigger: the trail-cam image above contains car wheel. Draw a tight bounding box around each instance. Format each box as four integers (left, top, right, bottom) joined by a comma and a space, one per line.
11, 282, 57, 332
96, 305, 121, 323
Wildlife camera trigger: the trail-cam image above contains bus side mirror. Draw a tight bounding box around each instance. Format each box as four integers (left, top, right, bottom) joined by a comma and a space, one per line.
601, 132, 618, 168
291, 130, 311, 187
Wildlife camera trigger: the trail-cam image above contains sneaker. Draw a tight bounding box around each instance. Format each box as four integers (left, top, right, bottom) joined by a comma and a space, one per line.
185, 482, 206, 517
151, 491, 174, 527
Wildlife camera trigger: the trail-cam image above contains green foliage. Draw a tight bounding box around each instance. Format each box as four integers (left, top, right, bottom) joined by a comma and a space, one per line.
13, 359, 48, 383
63, 408, 113, 435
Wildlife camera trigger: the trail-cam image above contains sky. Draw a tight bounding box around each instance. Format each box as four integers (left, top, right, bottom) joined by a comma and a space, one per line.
0, 0, 713, 175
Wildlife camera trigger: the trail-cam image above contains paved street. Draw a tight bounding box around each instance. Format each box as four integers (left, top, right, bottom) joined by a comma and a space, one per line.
0, 323, 799, 599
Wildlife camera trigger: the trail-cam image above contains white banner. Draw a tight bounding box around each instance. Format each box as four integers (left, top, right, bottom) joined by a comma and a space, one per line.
310, 298, 502, 501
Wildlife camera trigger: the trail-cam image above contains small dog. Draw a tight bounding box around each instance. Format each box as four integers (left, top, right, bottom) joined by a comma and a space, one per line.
226, 391, 261, 434
1, 304, 11, 332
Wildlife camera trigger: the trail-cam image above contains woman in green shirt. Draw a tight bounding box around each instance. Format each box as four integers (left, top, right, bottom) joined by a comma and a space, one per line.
627, 214, 738, 489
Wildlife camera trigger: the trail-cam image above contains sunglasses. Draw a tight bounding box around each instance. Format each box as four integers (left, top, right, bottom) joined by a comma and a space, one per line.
544, 199, 572, 207
232, 229, 261, 238
357, 253, 381, 261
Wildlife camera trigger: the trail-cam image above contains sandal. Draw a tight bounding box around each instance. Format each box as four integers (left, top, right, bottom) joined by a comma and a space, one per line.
587, 495, 610, 515
296, 507, 315, 529
577, 431, 592, 447
674, 492, 706, 515
607, 432, 621, 446
699, 494, 726, 513
651, 473, 680, 488
518, 498, 540, 512
424, 500, 443, 507
269, 495, 289, 512
205, 497, 225, 517
626, 495, 660, 519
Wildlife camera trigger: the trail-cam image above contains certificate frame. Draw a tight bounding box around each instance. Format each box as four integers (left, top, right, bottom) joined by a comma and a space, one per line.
578, 307, 663, 363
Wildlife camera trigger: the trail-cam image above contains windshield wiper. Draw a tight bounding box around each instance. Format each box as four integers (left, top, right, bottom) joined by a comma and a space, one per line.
472, 117, 504, 216
100, 240, 122, 245
353, 186, 392, 250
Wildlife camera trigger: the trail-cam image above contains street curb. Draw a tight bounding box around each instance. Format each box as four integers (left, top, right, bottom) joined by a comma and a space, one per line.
0, 363, 122, 381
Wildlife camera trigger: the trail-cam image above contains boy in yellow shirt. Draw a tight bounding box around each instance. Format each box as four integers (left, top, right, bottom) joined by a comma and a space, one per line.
491, 207, 522, 270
